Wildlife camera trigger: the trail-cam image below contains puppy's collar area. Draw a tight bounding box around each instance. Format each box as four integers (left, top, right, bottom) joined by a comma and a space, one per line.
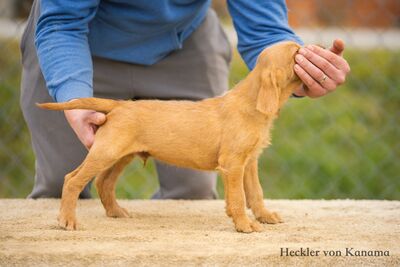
291, 93, 305, 98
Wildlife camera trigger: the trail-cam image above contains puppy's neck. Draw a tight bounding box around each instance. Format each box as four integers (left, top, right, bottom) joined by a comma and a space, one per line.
228, 70, 259, 102
224, 68, 296, 119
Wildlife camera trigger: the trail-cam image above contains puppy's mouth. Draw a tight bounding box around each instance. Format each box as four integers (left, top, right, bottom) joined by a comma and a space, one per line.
292, 49, 303, 82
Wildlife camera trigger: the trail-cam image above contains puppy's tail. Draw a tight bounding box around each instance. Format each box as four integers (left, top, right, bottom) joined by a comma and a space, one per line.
36, 97, 119, 114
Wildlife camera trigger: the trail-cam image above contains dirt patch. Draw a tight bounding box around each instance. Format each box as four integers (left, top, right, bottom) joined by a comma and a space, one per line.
0, 199, 399, 266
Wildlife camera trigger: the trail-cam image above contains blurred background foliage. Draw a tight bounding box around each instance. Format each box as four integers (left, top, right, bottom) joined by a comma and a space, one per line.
0, 0, 399, 199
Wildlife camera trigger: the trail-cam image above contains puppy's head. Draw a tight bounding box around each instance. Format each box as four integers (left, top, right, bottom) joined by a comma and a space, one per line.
254, 41, 302, 116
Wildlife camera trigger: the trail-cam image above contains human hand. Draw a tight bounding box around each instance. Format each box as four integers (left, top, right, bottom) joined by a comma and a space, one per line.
64, 103, 106, 149
293, 39, 351, 98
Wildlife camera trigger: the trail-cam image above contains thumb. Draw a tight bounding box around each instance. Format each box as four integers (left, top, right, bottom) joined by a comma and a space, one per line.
87, 112, 106, 126
329, 39, 345, 56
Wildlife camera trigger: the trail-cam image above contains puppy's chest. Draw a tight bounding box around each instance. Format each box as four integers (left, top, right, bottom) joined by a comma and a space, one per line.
237, 120, 274, 156
258, 121, 274, 148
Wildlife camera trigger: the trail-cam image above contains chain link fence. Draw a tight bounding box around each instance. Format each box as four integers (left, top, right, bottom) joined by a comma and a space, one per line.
0, 0, 399, 199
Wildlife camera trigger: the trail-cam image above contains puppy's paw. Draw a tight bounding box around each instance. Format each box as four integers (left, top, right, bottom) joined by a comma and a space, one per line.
257, 211, 283, 224
250, 220, 263, 232
234, 217, 263, 233
58, 213, 78, 230
106, 206, 130, 218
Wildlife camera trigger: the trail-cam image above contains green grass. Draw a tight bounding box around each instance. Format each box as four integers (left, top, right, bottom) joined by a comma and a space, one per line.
0, 39, 399, 199
0, 39, 34, 198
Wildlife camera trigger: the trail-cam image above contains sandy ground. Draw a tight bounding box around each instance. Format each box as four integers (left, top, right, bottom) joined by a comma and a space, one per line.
0, 199, 399, 266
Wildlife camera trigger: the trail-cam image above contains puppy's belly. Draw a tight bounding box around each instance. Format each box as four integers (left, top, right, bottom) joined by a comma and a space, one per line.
149, 149, 219, 171
141, 130, 220, 171
134, 119, 221, 171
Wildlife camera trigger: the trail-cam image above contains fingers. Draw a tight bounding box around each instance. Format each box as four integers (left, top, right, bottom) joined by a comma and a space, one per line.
81, 125, 95, 149
83, 112, 106, 148
87, 112, 106, 126
64, 109, 106, 149
330, 39, 345, 56
295, 52, 337, 91
294, 64, 326, 98
307, 44, 350, 73
297, 46, 347, 86
294, 42, 351, 98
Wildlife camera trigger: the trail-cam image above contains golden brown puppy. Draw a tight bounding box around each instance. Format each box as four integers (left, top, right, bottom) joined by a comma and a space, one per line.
38, 41, 303, 233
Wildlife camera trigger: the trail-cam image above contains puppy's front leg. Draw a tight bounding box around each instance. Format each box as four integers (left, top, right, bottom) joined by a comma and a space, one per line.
244, 159, 283, 224
222, 162, 262, 233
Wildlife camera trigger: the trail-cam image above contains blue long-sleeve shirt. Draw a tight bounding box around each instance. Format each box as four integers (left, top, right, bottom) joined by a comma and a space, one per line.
35, 0, 302, 102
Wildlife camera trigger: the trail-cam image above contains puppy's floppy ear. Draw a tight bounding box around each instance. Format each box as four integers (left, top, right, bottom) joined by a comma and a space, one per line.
256, 68, 283, 115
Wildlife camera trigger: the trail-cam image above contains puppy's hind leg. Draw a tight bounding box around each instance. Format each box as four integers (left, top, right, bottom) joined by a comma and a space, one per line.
59, 144, 126, 230
220, 173, 232, 217
95, 154, 134, 218
244, 159, 283, 224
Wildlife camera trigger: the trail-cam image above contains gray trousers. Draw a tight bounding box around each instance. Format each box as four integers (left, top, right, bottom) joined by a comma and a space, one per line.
20, 1, 231, 199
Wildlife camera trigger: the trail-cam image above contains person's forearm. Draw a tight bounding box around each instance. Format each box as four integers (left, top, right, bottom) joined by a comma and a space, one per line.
227, 0, 303, 69
35, 0, 100, 102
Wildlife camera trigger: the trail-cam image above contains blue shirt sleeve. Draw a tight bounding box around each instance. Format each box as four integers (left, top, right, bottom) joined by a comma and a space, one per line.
35, 0, 100, 102
227, 0, 303, 70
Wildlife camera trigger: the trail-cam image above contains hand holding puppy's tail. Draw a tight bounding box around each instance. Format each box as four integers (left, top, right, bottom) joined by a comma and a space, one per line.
36, 97, 119, 114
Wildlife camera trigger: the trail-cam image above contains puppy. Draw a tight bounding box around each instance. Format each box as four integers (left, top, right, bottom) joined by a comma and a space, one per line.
38, 41, 303, 233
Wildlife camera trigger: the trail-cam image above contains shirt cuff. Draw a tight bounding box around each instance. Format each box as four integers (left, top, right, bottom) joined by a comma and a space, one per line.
53, 80, 93, 103
245, 36, 304, 70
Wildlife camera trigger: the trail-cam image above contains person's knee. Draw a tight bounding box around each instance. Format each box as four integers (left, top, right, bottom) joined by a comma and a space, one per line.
164, 173, 217, 200
180, 177, 217, 199
155, 161, 218, 200
28, 173, 91, 199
